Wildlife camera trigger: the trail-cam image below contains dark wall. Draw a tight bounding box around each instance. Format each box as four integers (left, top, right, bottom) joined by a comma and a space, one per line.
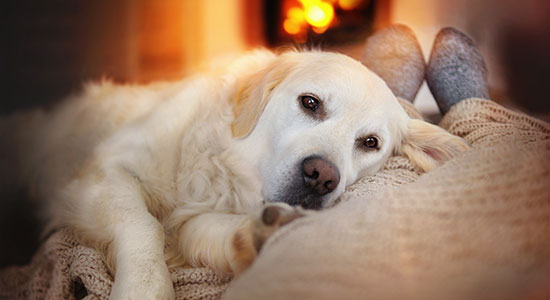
0, 0, 136, 114
0, 0, 190, 268
0, 0, 138, 267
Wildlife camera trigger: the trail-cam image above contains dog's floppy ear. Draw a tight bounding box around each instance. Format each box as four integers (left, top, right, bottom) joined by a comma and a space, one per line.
399, 119, 469, 172
231, 54, 294, 138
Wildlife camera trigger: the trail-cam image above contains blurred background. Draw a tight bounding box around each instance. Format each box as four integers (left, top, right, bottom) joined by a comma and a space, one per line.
1, 0, 550, 117
0, 0, 549, 266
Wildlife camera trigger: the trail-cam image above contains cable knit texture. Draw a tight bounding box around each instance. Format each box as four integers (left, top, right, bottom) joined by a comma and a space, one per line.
0, 228, 232, 300
1, 98, 549, 299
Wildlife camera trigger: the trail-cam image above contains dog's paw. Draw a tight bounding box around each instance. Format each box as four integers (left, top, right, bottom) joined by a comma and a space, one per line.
253, 202, 308, 252
230, 203, 307, 274
230, 223, 259, 274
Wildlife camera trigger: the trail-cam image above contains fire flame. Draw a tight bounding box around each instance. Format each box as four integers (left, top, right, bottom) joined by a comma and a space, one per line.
283, 0, 364, 38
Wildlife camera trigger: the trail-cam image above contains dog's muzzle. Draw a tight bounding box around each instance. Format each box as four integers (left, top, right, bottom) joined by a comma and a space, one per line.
299, 155, 340, 209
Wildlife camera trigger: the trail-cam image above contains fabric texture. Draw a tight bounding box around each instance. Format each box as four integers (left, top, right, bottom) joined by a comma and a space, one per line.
222, 98, 550, 300
0, 228, 232, 300
361, 25, 426, 102
1, 98, 548, 299
426, 28, 490, 114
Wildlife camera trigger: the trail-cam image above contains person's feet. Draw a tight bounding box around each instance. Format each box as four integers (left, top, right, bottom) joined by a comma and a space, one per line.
426, 27, 489, 114
360, 24, 425, 102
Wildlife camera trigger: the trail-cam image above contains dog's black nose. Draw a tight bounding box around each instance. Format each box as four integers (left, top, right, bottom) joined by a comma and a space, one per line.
302, 156, 340, 196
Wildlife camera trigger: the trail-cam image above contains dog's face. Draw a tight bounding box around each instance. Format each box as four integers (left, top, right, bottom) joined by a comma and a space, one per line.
232, 51, 467, 209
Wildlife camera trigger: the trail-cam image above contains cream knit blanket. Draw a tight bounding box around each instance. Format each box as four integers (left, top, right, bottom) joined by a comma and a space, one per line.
1, 99, 548, 299
0, 228, 232, 300
223, 98, 550, 300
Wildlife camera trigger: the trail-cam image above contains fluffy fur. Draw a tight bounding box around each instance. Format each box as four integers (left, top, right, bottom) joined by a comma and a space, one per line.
2, 49, 468, 299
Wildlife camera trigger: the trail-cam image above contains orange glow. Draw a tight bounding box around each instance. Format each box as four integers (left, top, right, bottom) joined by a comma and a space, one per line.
282, 0, 364, 37
287, 7, 306, 24
311, 25, 329, 34
283, 19, 302, 35
283, 0, 336, 36
303, 1, 334, 28
338, 0, 363, 10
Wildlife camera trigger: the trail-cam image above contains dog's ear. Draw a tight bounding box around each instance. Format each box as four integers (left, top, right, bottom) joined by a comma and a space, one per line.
231, 54, 294, 138
399, 119, 469, 172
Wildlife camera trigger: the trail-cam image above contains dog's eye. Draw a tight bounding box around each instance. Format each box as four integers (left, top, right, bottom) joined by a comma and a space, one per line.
363, 137, 379, 150
301, 95, 320, 112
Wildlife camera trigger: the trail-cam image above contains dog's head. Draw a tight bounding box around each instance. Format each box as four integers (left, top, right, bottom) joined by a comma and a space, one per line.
231, 50, 467, 209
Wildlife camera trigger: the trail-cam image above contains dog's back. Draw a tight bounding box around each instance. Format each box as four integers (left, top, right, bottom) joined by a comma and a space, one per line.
0, 81, 173, 204
0, 50, 277, 203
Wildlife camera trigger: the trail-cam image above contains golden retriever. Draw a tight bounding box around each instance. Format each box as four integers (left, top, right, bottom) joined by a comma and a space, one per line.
2, 49, 467, 299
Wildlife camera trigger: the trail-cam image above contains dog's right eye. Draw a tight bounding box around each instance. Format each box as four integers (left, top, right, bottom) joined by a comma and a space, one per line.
300, 95, 320, 112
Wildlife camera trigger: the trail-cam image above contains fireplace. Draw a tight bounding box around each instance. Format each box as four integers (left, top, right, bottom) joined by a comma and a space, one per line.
264, 0, 381, 46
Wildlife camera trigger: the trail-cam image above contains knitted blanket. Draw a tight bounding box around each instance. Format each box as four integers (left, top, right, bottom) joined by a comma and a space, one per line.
1, 98, 548, 299
223, 98, 550, 299
0, 158, 420, 300
0, 228, 232, 300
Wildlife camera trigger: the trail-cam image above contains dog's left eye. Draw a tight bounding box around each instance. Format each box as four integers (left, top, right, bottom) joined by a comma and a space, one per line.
362, 136, 379, 150
301, 95, 320, 112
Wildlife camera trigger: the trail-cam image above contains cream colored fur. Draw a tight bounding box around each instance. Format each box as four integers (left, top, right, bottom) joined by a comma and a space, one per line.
5, 49, 467, 300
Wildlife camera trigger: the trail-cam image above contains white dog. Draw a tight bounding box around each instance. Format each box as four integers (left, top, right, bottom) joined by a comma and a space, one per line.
3, 49, 467, 299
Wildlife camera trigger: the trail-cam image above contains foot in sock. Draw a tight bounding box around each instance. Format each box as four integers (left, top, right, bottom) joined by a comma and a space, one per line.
426, 27, 489, 115
360, 24, 425, 102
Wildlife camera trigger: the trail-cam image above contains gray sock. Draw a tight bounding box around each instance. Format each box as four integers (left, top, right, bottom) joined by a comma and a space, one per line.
426, 27, 489, 115
360, 24, 425, 102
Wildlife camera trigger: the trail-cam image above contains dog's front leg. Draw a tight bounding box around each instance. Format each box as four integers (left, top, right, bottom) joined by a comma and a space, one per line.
72, 167, 175, 300
173, 212, 256, 274
173, 203, 307, 274
109, 212, 174, 300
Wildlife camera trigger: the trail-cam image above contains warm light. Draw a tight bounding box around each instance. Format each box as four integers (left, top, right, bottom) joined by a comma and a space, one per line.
303, 1, 334, 28
287, 7, 305, 25
283, 19, 302, 35
311, 25, 329, 34
283, 0, 343, 36
338, 0, 363, 10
